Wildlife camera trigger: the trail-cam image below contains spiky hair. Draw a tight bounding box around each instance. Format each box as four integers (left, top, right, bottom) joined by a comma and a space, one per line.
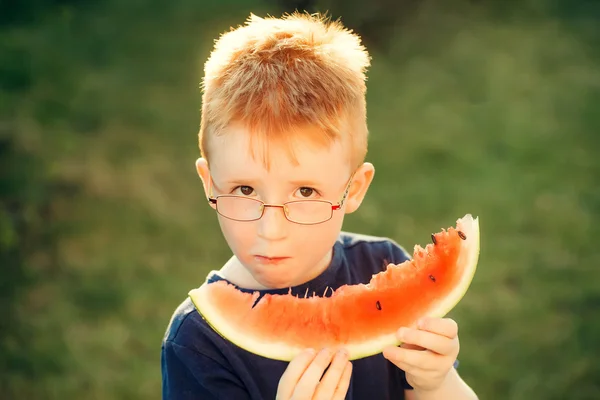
199, 12, 371, 168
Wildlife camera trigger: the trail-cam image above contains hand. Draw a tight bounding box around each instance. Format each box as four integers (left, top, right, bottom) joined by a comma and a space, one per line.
382, 317, 460, 392
276, 348, 353, 400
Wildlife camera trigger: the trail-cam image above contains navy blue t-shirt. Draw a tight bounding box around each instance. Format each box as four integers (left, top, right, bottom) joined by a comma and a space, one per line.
161, 231, 414, 399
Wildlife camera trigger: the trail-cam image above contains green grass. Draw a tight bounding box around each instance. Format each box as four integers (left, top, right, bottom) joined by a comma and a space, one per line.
1, 0, 599, 398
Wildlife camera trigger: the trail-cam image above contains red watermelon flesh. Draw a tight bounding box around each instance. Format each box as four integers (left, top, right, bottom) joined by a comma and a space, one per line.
189, 214, 479, 361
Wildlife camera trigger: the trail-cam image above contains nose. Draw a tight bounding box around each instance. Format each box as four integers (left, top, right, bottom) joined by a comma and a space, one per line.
256, 205, 288, 240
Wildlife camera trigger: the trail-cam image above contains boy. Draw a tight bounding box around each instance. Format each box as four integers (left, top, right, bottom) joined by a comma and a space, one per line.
162, 13, 478, 400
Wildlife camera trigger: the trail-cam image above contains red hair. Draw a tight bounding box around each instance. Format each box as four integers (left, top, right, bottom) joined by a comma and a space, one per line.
199, 12, 371, 169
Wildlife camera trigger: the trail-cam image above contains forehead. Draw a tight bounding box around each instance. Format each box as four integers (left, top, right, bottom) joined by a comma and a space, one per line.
207, 124, 352, 181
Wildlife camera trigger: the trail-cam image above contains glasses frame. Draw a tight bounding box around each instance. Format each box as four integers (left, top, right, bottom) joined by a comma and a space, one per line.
207, 172, 355, 225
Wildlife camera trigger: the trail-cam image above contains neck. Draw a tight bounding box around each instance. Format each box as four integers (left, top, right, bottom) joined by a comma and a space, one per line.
218, 256, 269, 290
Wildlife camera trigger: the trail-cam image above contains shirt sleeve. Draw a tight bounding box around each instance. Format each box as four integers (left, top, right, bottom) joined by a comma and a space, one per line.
162, 340, 251, 400
387, 239, 412, 264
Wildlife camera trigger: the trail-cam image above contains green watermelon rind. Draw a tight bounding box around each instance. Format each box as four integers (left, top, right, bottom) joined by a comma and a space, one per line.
189, 214, 480, 361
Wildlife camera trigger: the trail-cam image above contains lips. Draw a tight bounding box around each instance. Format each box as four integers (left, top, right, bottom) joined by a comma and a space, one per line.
254, 255, 289, 264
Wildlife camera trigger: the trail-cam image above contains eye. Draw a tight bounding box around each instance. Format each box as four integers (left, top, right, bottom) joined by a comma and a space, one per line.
233, 186, 255, 196
297, 187, 317, 198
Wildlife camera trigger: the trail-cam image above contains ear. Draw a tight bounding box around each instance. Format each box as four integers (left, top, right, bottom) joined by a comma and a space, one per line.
195, 158, 212, 199
344, 162, 375, 214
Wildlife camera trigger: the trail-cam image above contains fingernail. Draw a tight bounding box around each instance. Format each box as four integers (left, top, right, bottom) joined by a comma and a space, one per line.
319, 348, 332, 357
398, 327, 408, 339
337, 349, 348, 358
417, 319, 426, 329
305, 348, 316, 356
382, 346, 393, 359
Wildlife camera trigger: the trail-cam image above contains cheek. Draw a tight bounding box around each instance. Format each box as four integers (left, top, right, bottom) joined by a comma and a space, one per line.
292, 213, 345, 249
217, 217, 254, 251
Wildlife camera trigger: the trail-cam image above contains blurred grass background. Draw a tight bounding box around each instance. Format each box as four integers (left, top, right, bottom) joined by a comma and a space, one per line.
1, 0, 599, 398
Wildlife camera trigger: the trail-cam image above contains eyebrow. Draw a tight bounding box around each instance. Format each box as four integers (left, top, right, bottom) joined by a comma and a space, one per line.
222, 178, 256, 184
218, 178, 325, 187
209, 177, 251, 191
287, 179, 324, 187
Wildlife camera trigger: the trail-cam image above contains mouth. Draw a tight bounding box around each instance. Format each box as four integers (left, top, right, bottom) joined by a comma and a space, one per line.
254, 255, 290, 265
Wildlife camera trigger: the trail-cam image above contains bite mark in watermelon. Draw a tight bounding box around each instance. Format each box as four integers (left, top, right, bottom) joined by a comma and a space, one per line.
189, 214, 480, 361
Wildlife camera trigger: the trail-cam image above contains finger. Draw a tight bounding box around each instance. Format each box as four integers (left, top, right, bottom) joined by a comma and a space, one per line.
383, 346, 442, 371
291, 348, 335, 398
388, 359, 430, 378
313, 350, 349, 400
331, 361, 353, 400
398, 328, 457, 356
277, 349, 318, 399
400, 342, 426, 351
417, 317, 458, 339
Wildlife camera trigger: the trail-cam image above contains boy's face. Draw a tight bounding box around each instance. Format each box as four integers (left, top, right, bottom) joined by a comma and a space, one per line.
196, 123, 374, 289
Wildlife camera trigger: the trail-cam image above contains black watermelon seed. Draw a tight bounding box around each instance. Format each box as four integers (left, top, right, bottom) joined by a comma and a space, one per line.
458, 231, 467, 240
376, 300, 382, 310
429, 275, 436, 282
431, 234, 437, 245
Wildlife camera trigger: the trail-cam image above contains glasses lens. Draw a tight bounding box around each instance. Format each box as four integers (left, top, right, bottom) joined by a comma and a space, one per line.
216, 196, 263, 221
285, 200, 333, 224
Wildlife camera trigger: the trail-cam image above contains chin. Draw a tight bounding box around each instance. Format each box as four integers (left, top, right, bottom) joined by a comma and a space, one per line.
257, 276, 293, 290
253, 271, 297, 290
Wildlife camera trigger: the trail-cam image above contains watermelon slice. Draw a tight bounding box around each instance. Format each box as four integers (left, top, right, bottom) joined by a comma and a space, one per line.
189, 214, 479, 361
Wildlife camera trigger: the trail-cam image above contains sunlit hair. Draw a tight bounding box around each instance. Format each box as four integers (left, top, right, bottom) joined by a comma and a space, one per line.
198, 12, 371, 169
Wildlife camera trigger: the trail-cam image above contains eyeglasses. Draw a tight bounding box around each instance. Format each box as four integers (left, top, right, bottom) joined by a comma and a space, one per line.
207, 173, 355, 225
